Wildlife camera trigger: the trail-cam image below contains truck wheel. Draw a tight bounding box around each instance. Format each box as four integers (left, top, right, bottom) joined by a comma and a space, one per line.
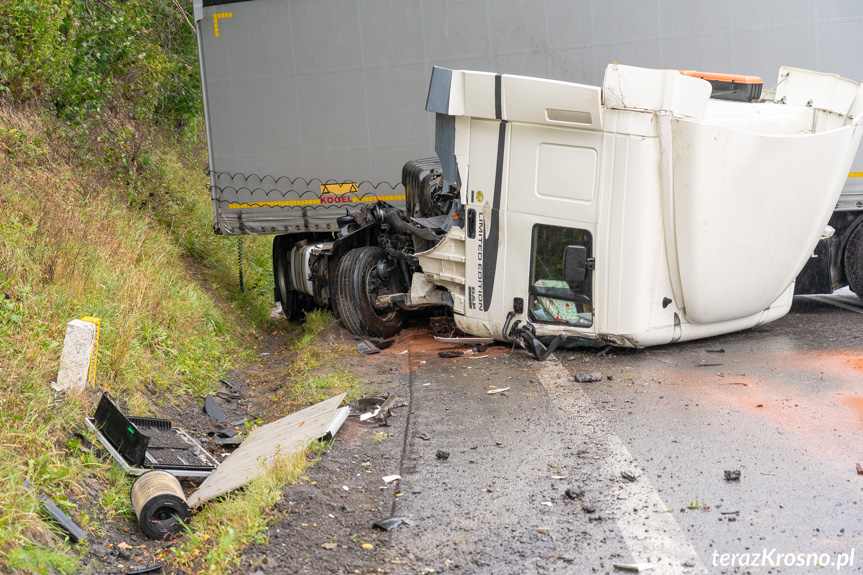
336, 247, 404, 338
273, 235, 303, 321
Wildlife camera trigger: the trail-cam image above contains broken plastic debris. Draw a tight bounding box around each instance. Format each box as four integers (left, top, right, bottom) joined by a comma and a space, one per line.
435, 450, 450, 460
204, 395, 227, 423
382, 475, 401, 483
550, 475, 567, 480
360, 409, 380, 422
376, 339, 395, 350
486, 387, 510, 395
322, 542, 337, 550
574, 372, 603, 383
216, 378, 242, 400
621, 471, 637, 482
358, 340, 381, 355
24, 480, 87, 543
373, 516, 409, 531
540, 501, 553, 507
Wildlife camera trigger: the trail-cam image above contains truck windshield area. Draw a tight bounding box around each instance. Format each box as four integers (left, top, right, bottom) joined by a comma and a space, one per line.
529, 225, 593, 327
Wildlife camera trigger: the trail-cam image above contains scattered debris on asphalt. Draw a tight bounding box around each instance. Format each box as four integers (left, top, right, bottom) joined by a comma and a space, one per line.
574, 372, 603, 383
186, 393, 349, 507
435, 450, 450, 460
358, 394, 397, 424
721, 510, 740, 515
321, 542, 338, 550
418, 433, 430, 441
621, 471, 637, 482
550, 475, 567, 480
697, 362, 723, 367
24, 480, 87, 543
382, 475, 401, 483
581, 502, 596, 513
857, 463, 863, 475
204, 394, 227, 422
486, 387, 510, 395
358, 340, 381, 355
540, 501, 553, 507
724, 469, 741, 481
373, 516, 410, 531
612, 562, 656, 572
707, 348, 726, 353
564, 488, 584, 500
438, 350, 463, 358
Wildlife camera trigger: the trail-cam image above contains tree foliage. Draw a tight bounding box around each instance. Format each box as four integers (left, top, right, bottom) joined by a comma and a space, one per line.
0, 0, 200, 125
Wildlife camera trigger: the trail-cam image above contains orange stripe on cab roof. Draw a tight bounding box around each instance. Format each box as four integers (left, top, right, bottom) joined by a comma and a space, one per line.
679, 70, 763, 84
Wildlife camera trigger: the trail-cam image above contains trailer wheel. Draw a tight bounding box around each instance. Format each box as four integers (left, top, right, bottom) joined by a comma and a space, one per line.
273, 235, 303, 321
336, 247, 404, 338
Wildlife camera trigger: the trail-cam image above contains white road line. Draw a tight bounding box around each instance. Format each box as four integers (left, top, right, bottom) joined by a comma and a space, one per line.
537, 358, 709, 575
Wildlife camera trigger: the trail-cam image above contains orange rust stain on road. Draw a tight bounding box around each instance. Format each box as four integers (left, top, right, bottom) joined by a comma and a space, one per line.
839, 396, 863, 429
647, 361, 863, 468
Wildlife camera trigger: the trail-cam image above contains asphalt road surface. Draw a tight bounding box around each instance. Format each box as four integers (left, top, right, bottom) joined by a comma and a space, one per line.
386, 291, 863, 575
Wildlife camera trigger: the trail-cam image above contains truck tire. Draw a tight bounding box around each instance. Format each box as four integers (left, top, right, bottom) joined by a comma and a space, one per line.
844, 225, 863, 299
336, 247, 404, 338
273, 235, 303, 321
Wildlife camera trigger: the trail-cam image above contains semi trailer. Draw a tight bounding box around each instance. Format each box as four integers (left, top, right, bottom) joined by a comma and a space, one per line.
193, 0, 863, 356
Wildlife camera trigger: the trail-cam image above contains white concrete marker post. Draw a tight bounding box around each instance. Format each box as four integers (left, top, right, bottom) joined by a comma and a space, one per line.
54, 319, 97, 392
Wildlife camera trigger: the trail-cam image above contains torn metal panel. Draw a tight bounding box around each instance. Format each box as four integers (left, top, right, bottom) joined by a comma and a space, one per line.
186, 393, 346, 507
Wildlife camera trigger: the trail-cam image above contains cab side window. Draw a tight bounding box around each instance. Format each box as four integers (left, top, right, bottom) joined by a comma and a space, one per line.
528, 225, 593, 327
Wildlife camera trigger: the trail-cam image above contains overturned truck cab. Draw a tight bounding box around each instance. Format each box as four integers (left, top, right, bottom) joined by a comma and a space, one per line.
373, 64, 862, 355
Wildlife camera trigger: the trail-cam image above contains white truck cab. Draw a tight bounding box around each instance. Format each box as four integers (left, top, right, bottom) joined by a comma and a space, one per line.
417, 64, 863, 350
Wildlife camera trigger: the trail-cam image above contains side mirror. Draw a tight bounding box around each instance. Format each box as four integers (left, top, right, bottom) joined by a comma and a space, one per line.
563, 245, 588, 283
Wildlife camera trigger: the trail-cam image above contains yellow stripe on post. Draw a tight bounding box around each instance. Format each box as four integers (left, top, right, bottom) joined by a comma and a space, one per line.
80, 316, 100, 387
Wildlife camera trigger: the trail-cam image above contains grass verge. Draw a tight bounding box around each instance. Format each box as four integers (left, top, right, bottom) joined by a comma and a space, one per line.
0, 108, 269, 572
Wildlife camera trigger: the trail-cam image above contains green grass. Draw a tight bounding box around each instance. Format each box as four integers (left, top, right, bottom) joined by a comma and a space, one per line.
0, 110, 268, 572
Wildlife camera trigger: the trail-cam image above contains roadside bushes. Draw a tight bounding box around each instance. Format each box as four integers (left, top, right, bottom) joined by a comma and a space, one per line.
0, 0, 200, 126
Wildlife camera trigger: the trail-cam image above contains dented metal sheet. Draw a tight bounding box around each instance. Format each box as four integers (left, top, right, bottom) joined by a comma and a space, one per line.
186, 393, 346, 507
